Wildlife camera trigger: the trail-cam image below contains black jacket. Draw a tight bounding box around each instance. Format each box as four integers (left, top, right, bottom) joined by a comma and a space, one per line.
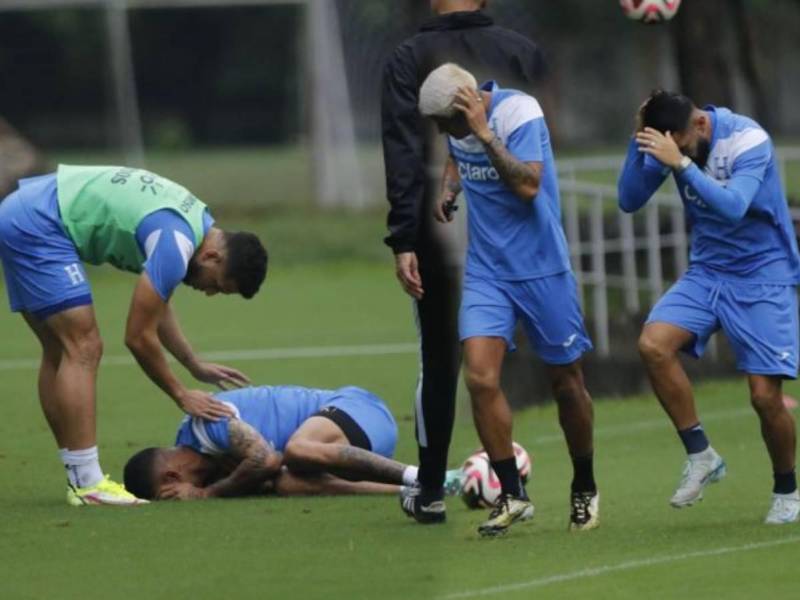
381, 11, 546, 259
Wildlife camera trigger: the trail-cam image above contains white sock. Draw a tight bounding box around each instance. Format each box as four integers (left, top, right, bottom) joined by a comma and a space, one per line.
402, 466, 419, 486
60, 446, 104, 488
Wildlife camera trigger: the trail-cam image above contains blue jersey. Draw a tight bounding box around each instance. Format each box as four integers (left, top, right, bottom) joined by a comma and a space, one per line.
448, 81, 571, 281
619, 106, 800, 283
174, 386, 338, 455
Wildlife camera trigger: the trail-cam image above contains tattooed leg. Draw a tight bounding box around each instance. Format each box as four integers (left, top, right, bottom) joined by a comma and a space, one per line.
283, 439, 408, 484
272, 468, 399, 496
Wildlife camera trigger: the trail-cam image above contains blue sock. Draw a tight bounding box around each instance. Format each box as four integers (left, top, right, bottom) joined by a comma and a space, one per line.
773, 470, 798, 494
677, 423, 710, 455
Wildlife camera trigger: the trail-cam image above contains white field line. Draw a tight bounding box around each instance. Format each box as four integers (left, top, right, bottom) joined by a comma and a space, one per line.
440, 535, 800, 599
0, 342, 420, 371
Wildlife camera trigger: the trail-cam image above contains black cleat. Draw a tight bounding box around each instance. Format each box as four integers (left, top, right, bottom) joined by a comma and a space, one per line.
569, 490, 600, 531
400, 485, 446, 524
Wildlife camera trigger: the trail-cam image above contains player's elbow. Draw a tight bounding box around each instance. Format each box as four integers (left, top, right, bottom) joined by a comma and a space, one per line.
617, 184, 639, 213
124, 330, 152, 356
515, 181, 539, 202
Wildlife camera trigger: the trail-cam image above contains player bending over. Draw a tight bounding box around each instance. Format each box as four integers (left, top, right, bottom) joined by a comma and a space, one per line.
124, 384, 460, 500
618, 90, 800, 524
0, 166, 267, 506
415, 64, 598, 536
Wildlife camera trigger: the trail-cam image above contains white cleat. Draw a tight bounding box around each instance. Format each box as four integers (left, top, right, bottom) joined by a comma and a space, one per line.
670, 447, 726, 508
765, 490, 800, 525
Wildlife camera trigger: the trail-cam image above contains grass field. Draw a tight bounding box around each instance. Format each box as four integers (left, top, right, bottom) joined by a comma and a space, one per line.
1, 252, 799, 599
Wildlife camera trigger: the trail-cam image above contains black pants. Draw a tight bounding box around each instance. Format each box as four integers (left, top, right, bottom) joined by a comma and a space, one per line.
414, 266, 462, 490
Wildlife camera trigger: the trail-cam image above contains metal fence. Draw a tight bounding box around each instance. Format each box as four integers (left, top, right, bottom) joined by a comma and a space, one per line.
557, 147, 800, 357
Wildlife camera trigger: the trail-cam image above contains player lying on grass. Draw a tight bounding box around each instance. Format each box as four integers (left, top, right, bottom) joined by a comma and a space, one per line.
0, 166, 267, 506
123, 384, 461, 500
415, 64, 598, 537
619, 90, 800, 524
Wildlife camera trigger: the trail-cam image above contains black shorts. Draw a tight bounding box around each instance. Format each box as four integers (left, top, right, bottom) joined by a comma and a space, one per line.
313, 406, 372, 452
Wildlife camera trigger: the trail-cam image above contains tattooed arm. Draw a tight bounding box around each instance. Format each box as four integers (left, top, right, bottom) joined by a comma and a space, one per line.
202, 420, 283, 498
451, 85, 541, 202
482, 136, 542, 202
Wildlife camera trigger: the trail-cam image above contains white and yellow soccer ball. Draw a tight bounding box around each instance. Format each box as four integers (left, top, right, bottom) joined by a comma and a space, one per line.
620, 0, 682, 24
460, 442, 532, 509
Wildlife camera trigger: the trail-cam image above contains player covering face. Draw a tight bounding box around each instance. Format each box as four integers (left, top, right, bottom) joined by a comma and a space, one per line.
619, 90, 800, 524
417, 64, 598, 537
124, 384, 462, 500
0, 166, 268, 506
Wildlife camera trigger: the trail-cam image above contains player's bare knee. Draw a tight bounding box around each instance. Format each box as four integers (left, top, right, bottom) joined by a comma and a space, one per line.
638, 330, 671, 365
67, 331, 103, 368
464, 367, 501, 398
750, 389, 783, 417
284, 439, 323, 470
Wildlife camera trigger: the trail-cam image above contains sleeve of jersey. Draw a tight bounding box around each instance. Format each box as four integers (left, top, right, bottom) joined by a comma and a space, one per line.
188, 417, 232, 456
506, 118, 544, 163
677, 163, 761, 224
617, 139, 669, 213
139, 212, 196, 301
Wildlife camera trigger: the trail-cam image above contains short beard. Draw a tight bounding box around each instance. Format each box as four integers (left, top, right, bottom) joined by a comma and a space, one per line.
691, 138, 711, 169
183, 256, 200, 285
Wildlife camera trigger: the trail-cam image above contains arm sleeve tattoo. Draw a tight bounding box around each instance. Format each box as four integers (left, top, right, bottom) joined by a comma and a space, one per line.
204, 420, 282, 498
483, 135, 541, 201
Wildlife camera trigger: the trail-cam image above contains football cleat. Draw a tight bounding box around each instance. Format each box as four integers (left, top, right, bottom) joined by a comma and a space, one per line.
443, 469, 465, 497
67, 475, 148, 506
764, 490, 800, 525
477, 493, 534, 537
400, 485, 446, 524
569, 490, 600, 531
670, 447, 726, 508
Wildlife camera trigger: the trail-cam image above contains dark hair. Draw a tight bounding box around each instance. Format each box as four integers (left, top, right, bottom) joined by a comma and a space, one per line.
224, 231, 268, 299
123, 447, 162, 500
642, 90, 695, 134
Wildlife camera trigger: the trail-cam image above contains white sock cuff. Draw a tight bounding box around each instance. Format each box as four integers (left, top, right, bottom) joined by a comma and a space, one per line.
61, 446, 99, 466
402, 466, 419, 487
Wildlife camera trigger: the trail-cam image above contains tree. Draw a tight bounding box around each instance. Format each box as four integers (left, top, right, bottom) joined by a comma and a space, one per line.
671, 0, 734, 106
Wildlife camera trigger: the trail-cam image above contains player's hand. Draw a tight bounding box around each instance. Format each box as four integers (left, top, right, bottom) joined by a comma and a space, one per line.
395, 252, 424, 300
434, 190, 459, 224
176, 389, 235, 421
159, 482, 209, 501
190, 361, 250, 390
636, 128, 683, 169
452, 86, 493, 143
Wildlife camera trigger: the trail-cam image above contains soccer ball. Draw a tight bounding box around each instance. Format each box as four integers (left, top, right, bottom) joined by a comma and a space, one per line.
620, 0, 682, 24
460, 442, 532, 509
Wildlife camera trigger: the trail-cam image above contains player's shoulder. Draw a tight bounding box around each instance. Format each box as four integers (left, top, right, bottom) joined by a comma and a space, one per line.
491, 89, 544, 134
713, 108, 771, 162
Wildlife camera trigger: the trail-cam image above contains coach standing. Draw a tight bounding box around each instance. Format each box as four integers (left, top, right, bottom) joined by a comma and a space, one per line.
381, 0, 547, 523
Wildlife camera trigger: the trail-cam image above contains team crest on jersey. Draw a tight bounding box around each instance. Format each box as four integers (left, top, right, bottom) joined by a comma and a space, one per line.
458, 161, 500, 182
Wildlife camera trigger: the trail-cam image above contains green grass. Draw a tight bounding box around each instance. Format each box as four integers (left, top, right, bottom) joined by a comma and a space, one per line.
1, 258, 799, 599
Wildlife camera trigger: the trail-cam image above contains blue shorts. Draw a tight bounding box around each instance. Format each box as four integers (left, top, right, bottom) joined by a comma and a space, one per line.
460, 272, 593, 365
323, 386, 398, 458
0, 175, 92, 320
647, 269, 799, 378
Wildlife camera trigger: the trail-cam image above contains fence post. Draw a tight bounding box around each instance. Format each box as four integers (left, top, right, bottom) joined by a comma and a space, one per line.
619, 211, 639, 314
646, 202, 663, 306
563, 171, 583, 307
590, 191, 609, 356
